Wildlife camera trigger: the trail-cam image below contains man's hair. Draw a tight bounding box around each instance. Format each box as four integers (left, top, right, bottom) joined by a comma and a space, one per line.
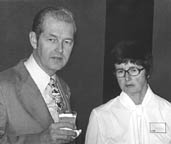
111, 40, 153, 77
32, 7, 76, 39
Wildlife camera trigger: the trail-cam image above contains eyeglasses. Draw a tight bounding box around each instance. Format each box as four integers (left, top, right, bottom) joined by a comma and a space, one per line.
115, 67, 144, 78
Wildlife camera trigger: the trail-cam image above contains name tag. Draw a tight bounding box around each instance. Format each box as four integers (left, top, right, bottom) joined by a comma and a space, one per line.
149, 122, 166, 133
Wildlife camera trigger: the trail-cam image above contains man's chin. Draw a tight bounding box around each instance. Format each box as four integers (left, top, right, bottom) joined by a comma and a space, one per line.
52, 64, 65, 71
50, 59, 67, 71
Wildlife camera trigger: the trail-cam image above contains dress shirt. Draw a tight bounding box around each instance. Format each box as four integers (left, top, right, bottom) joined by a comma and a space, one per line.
85, 86, 171, 144
24, 54, 50, 96
24, 55, 58, 121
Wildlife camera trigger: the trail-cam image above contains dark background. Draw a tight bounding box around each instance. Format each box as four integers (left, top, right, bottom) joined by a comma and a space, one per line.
103, 0, 154, 102
149, 0, 171, 101
0, 0, 170, 143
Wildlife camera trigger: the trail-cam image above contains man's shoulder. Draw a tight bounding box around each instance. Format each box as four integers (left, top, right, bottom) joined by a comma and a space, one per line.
0, 61, 27, 84
0, 66, 16, 81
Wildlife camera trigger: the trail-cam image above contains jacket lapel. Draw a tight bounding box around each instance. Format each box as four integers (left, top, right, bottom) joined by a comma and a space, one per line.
15, 61, 53, 130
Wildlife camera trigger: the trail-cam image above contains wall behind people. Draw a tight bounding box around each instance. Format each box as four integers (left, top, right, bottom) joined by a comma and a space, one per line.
0, 0, 105, 143
149, 0, 171, 101
104, 0, 154, 102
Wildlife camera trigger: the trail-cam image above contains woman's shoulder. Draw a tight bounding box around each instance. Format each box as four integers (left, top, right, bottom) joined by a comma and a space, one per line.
152, 93, 171, 111
93, 96, 120, 114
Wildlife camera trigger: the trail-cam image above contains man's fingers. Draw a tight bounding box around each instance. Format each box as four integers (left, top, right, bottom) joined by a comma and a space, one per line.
51, 130, 75, 143
51, 128, 76, 137
51, 122, 76, 130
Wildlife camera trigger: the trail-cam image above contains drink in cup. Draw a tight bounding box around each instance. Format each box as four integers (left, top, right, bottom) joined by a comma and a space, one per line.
59, 111, 77, 124
59, 111, 82, 138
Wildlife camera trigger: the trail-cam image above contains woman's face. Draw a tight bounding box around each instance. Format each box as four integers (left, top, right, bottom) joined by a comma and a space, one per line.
115, 61, 148, 97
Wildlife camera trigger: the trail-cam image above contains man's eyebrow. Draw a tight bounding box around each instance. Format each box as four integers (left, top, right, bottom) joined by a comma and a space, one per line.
47, 34, 73, 40
65, 38, 74, 41
48, 34, 57, 38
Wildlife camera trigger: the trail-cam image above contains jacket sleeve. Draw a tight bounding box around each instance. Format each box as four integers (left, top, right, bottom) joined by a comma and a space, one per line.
0, 87, 9, 144
23, 130, 76, 144
0, 84, 51, 144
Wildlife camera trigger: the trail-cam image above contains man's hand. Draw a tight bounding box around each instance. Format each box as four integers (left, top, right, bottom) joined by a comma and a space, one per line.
47, 121, 77, 144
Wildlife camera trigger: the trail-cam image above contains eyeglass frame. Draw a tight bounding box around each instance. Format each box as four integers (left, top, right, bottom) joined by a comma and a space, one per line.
114, 67, 145, 78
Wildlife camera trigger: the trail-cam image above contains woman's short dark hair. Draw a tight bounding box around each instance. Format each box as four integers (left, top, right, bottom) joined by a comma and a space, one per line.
111, 40, 153, 77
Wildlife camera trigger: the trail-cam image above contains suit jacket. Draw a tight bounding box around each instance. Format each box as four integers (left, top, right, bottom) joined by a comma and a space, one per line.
0, 61, 71, 144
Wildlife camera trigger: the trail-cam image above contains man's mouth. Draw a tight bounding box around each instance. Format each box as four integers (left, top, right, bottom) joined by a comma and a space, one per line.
125, 84, 134, 87
51, 56, 63, 60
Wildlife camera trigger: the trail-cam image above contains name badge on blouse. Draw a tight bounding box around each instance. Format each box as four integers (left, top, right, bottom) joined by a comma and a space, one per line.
149, 122, 166, 133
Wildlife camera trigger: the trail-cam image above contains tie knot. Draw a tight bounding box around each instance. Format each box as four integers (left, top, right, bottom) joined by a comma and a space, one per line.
50, 77, 55, 82
49, 77, 56, 87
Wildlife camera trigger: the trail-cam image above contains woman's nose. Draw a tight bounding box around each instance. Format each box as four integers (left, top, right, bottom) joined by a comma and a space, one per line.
125, 71, 131, 81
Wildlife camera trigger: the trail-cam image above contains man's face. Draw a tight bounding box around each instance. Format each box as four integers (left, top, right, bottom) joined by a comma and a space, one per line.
115, 61, 147, 97
30, 16, 74, 75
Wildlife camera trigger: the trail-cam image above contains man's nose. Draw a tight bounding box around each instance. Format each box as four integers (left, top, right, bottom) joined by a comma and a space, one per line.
56, 41, 63, 53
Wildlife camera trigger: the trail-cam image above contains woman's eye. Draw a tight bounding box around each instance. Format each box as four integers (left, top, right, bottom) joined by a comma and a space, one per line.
117, 70, 124, 74
129, 68, 138, 73
131, 69, 137, 72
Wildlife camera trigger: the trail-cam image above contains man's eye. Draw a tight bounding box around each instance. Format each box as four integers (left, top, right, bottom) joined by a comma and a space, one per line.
48, 38, 56, 42
64, 40, 73, 45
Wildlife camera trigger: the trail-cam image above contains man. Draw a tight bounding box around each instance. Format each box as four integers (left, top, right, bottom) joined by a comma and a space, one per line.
0, 7, 77, 144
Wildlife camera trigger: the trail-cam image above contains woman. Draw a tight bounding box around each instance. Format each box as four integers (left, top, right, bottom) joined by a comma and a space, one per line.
85, 40, 171, 144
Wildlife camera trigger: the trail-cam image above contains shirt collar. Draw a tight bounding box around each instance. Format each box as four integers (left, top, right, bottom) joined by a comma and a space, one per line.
24, 54, 52, 95
119, 85, 154, 110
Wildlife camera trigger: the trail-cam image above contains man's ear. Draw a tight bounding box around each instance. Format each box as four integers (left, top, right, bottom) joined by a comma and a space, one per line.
29, 31, 38, 49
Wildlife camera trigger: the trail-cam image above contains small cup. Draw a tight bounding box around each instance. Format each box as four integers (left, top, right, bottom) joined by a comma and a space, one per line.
59, 111, 77, 124
59, 111, 82, 138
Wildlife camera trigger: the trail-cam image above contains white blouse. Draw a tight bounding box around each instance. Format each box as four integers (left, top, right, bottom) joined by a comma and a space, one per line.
85, 86, 171, 144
